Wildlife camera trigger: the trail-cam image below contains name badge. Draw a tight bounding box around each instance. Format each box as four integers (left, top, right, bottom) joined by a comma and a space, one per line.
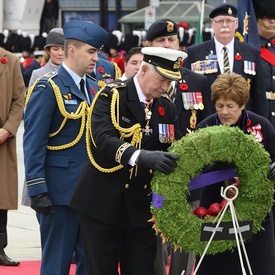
64, 99, 77, 105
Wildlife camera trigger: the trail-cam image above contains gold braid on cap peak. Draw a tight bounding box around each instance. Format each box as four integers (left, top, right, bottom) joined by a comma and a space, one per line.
87, 86, 143, 174
25, 78, 90, 151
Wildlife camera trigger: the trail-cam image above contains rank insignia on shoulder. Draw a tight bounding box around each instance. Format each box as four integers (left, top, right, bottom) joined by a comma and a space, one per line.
41, 71, 58, 82
36, 84, 47, 89
108, 82, 126, 89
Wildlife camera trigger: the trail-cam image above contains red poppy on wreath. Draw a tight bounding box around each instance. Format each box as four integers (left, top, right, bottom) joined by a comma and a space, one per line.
158, 106, 165, 116
1, 57, 7, 64
90, 87, 96, 95
271, 39, 275, 46
179, 83, 188, 91
97, 66, 104, 73
235, 53, 242, 61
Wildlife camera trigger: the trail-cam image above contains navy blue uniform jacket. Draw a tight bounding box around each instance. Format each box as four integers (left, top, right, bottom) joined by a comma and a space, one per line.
24, 65, 98, 205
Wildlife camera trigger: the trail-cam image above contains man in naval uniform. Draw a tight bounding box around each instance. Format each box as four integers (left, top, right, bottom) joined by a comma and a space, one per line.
146, 18, 212, 275
69, 47, 187, 275
23, 20, 107, 275
184, 3, 268, 118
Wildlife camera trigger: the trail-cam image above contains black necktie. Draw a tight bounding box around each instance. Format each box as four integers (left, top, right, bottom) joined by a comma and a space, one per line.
90, 71, 96, 79
79, 79, 86, 97
223, 46, 230, 73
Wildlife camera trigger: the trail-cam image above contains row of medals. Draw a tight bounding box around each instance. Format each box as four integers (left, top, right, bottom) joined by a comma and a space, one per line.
182, 92, 204, 110
191, 59, 256, 76
144, 103, 175, 143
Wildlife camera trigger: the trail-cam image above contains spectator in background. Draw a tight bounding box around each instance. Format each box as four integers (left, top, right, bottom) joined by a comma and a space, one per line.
28, 27, 64, 88
22, 51, 44, 87
0, 47, 25, 266
119, 46, 143, 80
108, 46, 125, 74
40, 0, 59, 34
21, 49, 33, 70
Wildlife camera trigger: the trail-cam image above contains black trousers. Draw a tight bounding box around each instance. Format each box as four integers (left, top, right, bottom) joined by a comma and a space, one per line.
80, 215, 156, 275
0, 210, 8, 250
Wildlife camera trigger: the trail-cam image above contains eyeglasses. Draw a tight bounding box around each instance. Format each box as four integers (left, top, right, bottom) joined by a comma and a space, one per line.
212, 19, 236, 25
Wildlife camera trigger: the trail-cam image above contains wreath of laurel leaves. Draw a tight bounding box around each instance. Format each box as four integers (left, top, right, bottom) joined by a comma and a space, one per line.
150, 125, 274, 255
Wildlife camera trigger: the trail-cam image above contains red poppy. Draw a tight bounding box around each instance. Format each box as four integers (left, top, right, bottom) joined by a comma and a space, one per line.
90, 87, 96, 95
235, 53, 242, 61
97, 67, 104, 73
158, 106, 165, 116
272, 39, 275, 46
179, 83, 188, 91
1, 57, 7, 64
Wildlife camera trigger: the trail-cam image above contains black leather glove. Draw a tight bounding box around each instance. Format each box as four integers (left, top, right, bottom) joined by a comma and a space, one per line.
136, 150, 179, 174
31, 193, 54, 215
267, 162, 275, 181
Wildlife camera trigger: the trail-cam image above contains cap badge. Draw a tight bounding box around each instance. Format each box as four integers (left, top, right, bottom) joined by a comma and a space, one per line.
228, 8, 232, 15
166, 21, 174, 33
173, 57, 183, 69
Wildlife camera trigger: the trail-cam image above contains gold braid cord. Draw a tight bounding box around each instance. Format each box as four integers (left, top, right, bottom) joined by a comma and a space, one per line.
234, 32, 245, 43
86, 87, 142, 173
25, 78, 90, 151
112, 62, 122, 79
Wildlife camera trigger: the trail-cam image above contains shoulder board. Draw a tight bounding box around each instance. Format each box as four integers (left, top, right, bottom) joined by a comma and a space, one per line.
106, 82, 126, 89
162, 93, 173, 103
40, 71, 58, 82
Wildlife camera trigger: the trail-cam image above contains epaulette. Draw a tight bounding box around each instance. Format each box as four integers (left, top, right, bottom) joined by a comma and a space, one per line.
162, 93, 173, 103
106, 81, 126, 89
99, 81, 126, 98
40, 71, 58, 82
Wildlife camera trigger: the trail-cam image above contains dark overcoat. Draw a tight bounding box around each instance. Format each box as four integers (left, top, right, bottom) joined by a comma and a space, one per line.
195, 110, 275, 275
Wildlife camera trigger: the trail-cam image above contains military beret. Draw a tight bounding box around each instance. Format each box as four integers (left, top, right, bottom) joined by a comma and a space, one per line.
209, 4, 237, 19
146, 19, 178, 41
252, 0, 275, 19
141, 47, 187, 80
63, 21, 108, 49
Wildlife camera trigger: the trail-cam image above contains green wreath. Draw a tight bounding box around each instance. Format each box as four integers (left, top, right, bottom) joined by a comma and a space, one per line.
150, 125, 274, 255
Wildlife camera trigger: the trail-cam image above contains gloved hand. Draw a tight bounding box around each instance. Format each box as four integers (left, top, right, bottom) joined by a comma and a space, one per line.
31, 193, 54, 215
136, 150, 179, 174
267, 162, 275, 181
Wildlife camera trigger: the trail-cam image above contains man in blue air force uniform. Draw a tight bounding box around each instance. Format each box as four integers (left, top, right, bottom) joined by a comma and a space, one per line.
23, 21, 107, 275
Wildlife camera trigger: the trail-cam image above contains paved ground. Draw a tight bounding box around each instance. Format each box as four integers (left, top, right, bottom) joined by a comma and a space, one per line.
5, 121, 41, 261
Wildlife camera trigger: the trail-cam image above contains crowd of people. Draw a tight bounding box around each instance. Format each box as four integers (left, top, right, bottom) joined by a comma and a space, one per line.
1, 0, 275, 274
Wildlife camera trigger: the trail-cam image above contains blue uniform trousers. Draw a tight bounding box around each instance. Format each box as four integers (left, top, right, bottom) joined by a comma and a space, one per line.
37, 205, 86, 275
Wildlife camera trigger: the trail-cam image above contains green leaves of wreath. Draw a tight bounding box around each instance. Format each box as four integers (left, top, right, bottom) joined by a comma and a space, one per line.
150, 125, 274, 255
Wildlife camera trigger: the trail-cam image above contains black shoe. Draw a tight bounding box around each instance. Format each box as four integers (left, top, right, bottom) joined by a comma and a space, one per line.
0, 251, 20, 266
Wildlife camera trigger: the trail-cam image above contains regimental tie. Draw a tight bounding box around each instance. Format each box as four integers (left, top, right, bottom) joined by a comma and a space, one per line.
167, 83, 176, 103
223, 46, 230, 74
